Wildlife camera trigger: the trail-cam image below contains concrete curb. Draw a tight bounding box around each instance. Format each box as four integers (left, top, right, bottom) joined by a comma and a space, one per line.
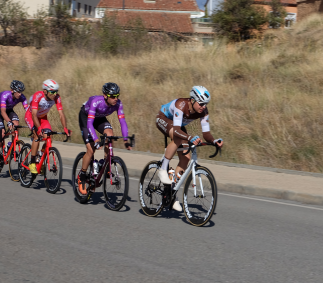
61, 156, 323, 206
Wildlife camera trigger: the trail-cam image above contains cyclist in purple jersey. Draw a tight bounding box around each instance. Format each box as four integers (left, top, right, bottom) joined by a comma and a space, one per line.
0, 80, 28, 151
78, 82, 131, 192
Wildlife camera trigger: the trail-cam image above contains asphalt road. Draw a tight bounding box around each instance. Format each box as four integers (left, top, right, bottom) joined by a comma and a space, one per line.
1, 165, 323, 283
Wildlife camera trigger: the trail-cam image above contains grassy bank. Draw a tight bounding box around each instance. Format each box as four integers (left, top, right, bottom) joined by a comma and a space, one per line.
1, 14, 323, 172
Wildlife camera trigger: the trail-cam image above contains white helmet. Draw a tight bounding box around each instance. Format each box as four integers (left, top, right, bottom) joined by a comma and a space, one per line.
190, 86, 211, 104
43, 79, 59, 91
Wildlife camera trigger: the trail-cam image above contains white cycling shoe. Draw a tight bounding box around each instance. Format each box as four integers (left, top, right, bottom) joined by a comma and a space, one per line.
172, 197, 182, 212
158, 169, 172, 184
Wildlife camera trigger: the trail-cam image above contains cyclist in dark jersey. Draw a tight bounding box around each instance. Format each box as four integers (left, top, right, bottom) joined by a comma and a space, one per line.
0, 80, 28, 152
78, 82, 131, 193
156, 86, 223, 211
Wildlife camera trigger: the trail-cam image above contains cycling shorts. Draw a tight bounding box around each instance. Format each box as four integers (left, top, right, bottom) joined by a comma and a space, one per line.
156, 111, 188, 142
79, 109, 113, 144
24, 110, 52, 132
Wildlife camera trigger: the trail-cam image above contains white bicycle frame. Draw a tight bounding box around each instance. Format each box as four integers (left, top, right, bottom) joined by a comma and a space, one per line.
160, 145, 205, 198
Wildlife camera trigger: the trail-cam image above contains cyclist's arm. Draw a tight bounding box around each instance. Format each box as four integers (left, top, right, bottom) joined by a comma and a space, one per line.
200, 114, 214, 143
58, 109, 67, 129
31, 108, 41, 129
172, 104, 192, 141
55, 95, 69, 135
117, 101, 128, 141
0, 94, 11, 123
21, 94, 28, 112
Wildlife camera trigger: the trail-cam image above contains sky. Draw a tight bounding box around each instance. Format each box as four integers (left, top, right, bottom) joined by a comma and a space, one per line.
196, 0, 207, 10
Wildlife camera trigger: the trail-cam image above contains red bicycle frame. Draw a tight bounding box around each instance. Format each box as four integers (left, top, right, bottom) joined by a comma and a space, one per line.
20, 136, 57, 174
2, 127, 25, 164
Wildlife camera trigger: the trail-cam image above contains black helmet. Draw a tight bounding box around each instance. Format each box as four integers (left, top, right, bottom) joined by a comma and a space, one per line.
10, 80, 25, 92
102, 83, 120, 95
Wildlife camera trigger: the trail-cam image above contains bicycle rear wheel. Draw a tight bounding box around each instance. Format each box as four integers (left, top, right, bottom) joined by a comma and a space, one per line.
183, 166, 217, 227
72, 152, 92, 204
103, 156, 129, 211
8, 140, 24, 182
18, 143, 33, 188
44, 147, 63, 194
138, 161, 164, 217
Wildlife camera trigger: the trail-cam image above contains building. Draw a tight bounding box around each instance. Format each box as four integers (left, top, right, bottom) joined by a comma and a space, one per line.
205, 0, 223, 16
21, 0, 101, 18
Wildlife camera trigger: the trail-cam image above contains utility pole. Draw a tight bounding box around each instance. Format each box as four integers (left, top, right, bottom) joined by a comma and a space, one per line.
123, 0, 125, 10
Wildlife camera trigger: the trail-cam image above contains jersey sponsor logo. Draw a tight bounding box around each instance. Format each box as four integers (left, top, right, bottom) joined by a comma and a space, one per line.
179, 101, 185, 110
93, 100, 102, 107
118, 114, 125, 119
157, 118, 168, 127
175, 112, 179, 117
88, 115, 95, 119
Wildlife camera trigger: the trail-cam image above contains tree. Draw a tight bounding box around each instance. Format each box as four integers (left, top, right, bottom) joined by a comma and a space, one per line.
268, 0, 287, 29
0, 0, 28, 44
211, 0, 268, 41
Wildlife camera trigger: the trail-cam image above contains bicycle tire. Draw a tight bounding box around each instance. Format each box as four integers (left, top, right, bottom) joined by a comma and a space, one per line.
72, 152, 92, 204
8, 140, 25, 182
44, 147, 63, 194
18, 143, 34, 188
183, 166, 217, 227
103, 156, 129, 211
138, 160, 164, 217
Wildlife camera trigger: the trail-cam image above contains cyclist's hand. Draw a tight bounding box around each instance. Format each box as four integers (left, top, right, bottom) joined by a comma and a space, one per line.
94, 140, 101, 150
124, 142, 132, 151
64, 127, 71, 136
7, 121, 13, 131
190, 136, 202, 146
36, 128, 43, 140
214, 138, 223, 148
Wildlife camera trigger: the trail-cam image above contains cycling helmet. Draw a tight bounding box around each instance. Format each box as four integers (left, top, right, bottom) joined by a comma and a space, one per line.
10, 80, 25, 92
43, 79, 59, 91
102, 83, 120, 95
190, 86, 211, 104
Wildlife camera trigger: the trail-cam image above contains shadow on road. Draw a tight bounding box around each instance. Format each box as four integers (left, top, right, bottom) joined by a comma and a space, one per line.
29, 178, 70, 195
0, 169, 10, 178
138, 208, 183, 220
127, 195, 137, 202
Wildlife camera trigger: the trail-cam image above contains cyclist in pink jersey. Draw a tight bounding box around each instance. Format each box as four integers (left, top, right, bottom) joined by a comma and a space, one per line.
25, 79, 71, 174
0, 80, 28, 152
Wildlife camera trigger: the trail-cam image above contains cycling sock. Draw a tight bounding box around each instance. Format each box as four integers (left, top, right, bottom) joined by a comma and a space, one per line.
161, 158, 170, 171
31, 155, 36, 163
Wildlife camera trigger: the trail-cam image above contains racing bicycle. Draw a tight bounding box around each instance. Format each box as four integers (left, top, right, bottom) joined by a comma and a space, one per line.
138, 137, 222, 227
72, 134, 135, 211
0, 125, 29, 181
18, 130, 69, 193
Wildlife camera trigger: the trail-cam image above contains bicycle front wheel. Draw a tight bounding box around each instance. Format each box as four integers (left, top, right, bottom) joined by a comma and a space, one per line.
44, 147, 63, 194
103, 156, 129, 211
9, 140, 25, 182
18, 143, 33, 188
183, 166, 217, 227
138, 161, 164, 217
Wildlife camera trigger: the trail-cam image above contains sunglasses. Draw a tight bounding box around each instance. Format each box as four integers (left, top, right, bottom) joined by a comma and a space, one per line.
48, 90, 58, 95
107, 93, 120, 99
198, 102, 208, 107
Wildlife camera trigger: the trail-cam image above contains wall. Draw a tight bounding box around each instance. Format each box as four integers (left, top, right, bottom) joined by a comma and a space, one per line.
297, 0, 323, 20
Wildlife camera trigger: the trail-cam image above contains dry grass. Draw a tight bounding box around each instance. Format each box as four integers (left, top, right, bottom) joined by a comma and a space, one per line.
1, 14, 323, 172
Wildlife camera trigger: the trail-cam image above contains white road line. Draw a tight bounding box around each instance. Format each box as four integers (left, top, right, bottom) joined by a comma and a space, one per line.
63, 166, 323, 211
218, 192, 323, 211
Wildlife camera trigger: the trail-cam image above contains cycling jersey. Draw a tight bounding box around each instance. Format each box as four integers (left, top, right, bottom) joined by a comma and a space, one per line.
82, 96, 128, 142
28, 91, 63, 118
159, 98, 212, 141
0, 90, 28, 111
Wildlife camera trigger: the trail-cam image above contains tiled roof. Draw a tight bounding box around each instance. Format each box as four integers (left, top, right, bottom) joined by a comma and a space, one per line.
98, 0, 200, 11
254, 0, 297, 5
105, 10, 194, 33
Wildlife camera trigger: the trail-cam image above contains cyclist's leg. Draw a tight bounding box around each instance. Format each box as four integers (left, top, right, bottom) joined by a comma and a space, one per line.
169, 126, 190, 176
0, 115, 4, 151
8, 111, 19, 142
29, 117, 51, 174
95, 117, 113, 159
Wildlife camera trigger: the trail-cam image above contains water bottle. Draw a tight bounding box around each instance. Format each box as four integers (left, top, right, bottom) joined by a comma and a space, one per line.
93, 159, 99, 175
168, 168, 175, 182
98, 159, 104, 171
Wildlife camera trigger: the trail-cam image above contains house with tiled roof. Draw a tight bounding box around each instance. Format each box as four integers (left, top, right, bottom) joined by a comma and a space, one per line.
95, 0, 204, 35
